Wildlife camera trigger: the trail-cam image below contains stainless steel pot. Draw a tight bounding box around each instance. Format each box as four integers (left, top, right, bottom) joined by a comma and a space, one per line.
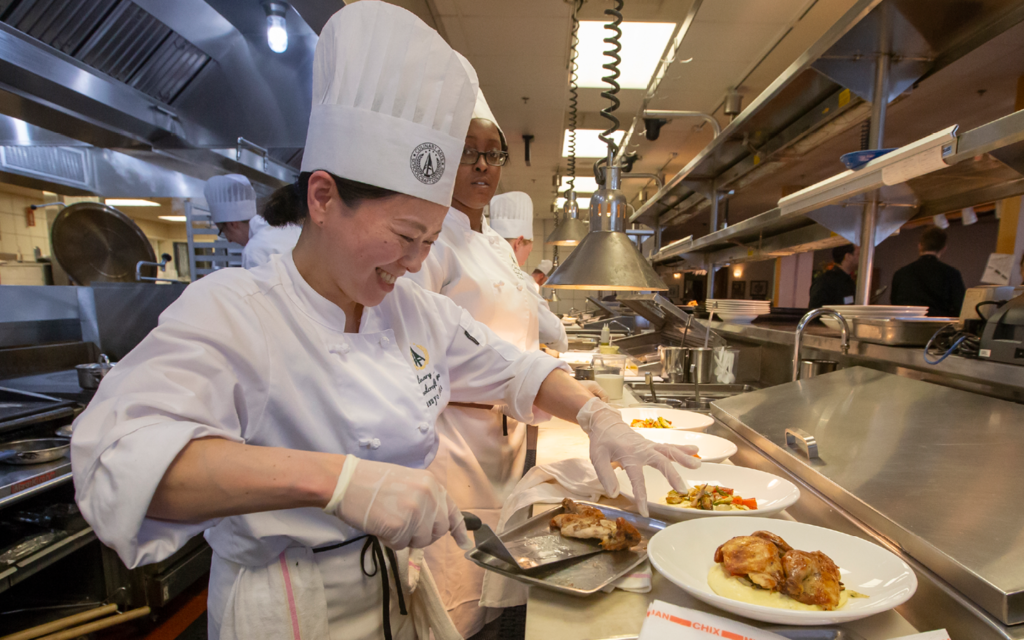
0, 437, 71, 465
799, 359, 839, 378
76, 354, 114, 389
688, 347, 715, 384
574, 365, 617, 381
658, 346, 689, 383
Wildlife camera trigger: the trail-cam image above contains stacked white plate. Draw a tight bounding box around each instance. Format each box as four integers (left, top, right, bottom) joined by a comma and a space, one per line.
820, 305, 928, 330
706, 299, 771, 324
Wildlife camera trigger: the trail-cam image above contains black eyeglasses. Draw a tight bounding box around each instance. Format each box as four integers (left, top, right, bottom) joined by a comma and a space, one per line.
460, 148, 509, 167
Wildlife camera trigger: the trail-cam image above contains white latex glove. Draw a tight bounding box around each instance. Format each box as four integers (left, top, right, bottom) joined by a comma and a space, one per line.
578, 379, 610, 402
324, 456, 471, 551
577, 397, 701, 517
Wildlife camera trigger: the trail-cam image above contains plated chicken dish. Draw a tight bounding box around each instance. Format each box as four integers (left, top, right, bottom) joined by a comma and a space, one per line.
549, 498, 642, 551
709, 530, 866, 611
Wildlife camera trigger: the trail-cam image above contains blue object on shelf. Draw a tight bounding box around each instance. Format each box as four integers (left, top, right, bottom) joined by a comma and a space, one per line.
841, 148, 897, 170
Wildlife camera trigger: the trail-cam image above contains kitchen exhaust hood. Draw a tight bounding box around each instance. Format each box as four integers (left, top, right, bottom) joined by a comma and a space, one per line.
0, 0, 339, 196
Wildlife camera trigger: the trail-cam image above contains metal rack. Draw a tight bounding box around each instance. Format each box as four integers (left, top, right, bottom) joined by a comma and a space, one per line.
184, 199, 243, 279
652, 108, 1024, 269
629, 0, 1024, 278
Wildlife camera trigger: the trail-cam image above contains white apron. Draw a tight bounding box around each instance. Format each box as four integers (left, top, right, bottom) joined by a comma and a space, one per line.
405, 208, 541, 635
71, 253, 567, 640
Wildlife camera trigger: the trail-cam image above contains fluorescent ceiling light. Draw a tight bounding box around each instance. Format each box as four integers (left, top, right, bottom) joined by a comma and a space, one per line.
556, 196, 591, 210
159, 215, 187, 222
106, 199, 159, 207
576, 21, 676, 90
557, 176, 600, 194
562, 129, 625, 158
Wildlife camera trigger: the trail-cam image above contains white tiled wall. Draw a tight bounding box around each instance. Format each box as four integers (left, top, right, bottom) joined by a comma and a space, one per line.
0, 189, 53, 259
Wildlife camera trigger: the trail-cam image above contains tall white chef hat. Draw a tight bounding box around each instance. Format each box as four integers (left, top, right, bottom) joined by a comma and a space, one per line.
535, 259, 553, 276
204, 174, 256, 223
300, 2, 478, 207
455, 53, 507, 151
489, 191, 533, 239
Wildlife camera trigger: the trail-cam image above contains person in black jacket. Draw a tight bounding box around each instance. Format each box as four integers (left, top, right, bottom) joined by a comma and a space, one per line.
809, 244, 859, 308
890, 226, 966, 317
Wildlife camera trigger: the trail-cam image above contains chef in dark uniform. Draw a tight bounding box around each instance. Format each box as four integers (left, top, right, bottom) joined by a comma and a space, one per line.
890, 226, 966, 317
809, 244, 859, 308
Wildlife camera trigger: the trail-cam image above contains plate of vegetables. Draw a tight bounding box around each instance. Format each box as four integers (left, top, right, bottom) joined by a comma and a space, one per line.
614, 462, 800, 521
619, 407, 714, 432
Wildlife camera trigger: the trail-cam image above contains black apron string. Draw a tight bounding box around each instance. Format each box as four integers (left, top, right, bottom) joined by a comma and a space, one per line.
313, 535, 407, 640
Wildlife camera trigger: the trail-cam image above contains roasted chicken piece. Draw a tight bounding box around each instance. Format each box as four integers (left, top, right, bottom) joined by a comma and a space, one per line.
751, 530, 793, 554
779, 550, 843, 610
714, 535, 785, 590
549, 499, 642, 551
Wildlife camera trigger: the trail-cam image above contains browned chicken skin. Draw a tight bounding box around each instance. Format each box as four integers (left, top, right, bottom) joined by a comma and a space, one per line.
550, 499, 642, 551
714, 535, 786, 590
780, 550, 843, 610
751, 530, 793, 554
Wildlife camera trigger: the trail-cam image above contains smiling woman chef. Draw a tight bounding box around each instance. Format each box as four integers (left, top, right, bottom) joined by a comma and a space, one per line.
70, 4, 697, 640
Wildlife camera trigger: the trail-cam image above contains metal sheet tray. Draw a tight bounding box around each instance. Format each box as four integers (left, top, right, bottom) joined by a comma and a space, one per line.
851, 317, 955, 346
465, 502, 666, 596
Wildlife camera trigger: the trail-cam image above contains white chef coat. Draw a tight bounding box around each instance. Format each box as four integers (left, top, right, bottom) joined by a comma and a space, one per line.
71, 252, 567, 640
404, 208, 544, 635
530, 280, 569, 352
241, 215, 302, 269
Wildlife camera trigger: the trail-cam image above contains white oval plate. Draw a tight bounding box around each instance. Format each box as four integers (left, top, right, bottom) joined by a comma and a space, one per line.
717, 313, 759, 324
618, 407, 714, 432
634, 430, 738, 463
615, 462, 800, 521
648, 517, 918, 625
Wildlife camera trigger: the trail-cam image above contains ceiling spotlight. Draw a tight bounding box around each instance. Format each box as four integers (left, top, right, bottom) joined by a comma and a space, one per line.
263, 2, 289, 54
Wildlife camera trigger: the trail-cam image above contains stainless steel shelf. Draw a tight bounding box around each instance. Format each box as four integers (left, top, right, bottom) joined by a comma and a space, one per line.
653, 109, 1024, 267
0, 527, 96, 593
636, 0, 1024, 241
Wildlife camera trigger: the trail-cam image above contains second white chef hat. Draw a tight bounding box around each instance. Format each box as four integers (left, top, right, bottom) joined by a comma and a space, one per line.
301, 2, 478, 207
204, 174, 256, 223
456, 53, 507, 152
489, 191, 533, 239
535, 259, 553, 276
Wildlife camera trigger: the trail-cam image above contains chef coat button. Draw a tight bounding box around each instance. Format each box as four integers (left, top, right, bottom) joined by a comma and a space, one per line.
516, 283, 524, 291
370, 438, 381, 450
380, 336, 390, 347
330, 342, 350, 355
418, 422, 429, 433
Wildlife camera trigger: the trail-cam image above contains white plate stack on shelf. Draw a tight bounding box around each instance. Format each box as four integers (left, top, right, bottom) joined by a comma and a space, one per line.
819, 305, 929, 330
706, 299, 771, 324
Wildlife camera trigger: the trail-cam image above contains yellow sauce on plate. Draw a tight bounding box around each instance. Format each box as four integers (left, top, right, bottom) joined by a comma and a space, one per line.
707, 564, 854, 611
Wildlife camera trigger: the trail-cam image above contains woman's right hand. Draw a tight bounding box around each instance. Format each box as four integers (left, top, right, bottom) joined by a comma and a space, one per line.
325, 457, 471, 551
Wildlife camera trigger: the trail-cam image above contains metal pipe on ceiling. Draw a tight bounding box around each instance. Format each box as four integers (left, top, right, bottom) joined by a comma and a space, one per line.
642, 110, 721, 139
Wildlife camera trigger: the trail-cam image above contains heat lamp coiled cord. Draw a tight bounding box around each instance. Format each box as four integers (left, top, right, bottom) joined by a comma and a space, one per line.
565, 0, 582, 196
598, 0, 623, 156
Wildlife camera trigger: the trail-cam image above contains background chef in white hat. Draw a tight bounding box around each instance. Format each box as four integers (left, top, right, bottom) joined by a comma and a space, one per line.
203, 174, 302, 269
71, 4, 699, 640
532, 259, 553, 287
490, 191, 569, 353
406, 96, 593, 632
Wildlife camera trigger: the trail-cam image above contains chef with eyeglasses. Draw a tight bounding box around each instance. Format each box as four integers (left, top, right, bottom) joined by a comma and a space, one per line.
71, 5, 698, 640
204, 174, 301, 269
405, 93, 591, 634
489, 191, 570, 353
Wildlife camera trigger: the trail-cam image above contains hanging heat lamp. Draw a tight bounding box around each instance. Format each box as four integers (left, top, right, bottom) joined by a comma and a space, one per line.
546, 0, 667, 292
546, 1, 588, 248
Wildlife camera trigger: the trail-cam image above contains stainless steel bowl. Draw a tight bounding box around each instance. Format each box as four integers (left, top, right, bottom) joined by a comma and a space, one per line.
0, 438, 71, 465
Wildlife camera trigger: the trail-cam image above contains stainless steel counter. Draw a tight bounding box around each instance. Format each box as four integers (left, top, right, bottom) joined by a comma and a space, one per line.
704, 319, 1024, 401
712, 367, 1024, 637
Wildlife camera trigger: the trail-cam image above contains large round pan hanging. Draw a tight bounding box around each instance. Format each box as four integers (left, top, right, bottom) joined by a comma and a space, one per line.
51, 202, 156, 285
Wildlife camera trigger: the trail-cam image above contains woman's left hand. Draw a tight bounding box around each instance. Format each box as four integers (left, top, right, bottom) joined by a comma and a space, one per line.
576, 397, 700, 517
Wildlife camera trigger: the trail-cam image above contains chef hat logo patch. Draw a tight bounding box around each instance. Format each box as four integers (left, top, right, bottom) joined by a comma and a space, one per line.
410, 344, 430, 370
410, 143, 445, 185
